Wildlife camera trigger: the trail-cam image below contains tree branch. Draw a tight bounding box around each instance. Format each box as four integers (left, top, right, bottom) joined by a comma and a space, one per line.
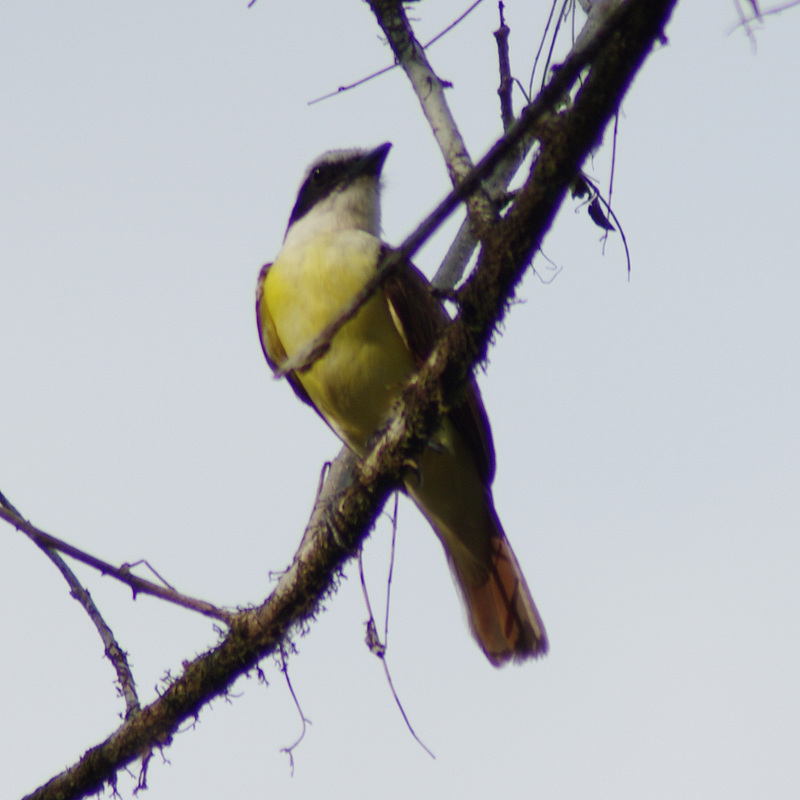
365, 0, 499, 247
434, 1, 524, 291
1, 503, 234, 624
307, 0, 486, 106
1, 492, 140, 719
365, 0, 475, 185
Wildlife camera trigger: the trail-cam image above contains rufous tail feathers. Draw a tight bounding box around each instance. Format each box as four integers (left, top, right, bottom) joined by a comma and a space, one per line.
448, 520, 548, 666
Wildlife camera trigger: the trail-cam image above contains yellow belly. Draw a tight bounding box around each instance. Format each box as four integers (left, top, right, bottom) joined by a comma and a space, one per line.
263, 231, 416, 452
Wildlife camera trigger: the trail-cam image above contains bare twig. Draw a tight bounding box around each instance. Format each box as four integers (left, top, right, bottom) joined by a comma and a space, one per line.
308, 0, 486, 106
358, 540, 434, 759
733, 0, 758, 42
365, 0, 482, 202
494, 3, 515, 131
541, 0, 573, 89
533, 248, 564, 283
577, 172, 632, 278
730, 0, 800, 30
424, 0, 487, 48
278, 646, 311, 776
0, 491, 140, 718
602, 111, 619, 256
50, 551, 141, 718
433, 2, 526, 291
384, 493, 399, 645
529, 0, 561, 97
433, 1, 535, 291
0, 502, 233, 624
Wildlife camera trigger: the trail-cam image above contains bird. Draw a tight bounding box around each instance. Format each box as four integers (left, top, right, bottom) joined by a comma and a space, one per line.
255, 142, 547, 665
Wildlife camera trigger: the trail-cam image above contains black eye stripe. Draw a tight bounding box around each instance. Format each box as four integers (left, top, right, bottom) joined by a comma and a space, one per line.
287, 159, 360, 227
285, 145, 390, 231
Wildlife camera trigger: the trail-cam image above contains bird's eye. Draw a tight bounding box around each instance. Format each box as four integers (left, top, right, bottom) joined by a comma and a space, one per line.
311, 167, 324, 182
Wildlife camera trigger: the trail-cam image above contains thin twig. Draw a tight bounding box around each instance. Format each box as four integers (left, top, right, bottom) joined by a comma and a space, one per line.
601, 111, 619, 255
541, 0, 573, 89
433, 1, 528, 291
50, 551, 141, 718
358, 539, 434, 759
533, 248, 564, 283
730, 0, 799, 30
122, 559, 178, 592
366, 0, 479, 192
0, 502, 234, 623
384, 493, 398, 645
278, 645, 311, 776
308, 0, 486, 106
0, 490, 141, 718
733, 0, 758, 42
528, 0, 561, 97
494, 2, 515, 131
378, 653, 435, 760
579, 172, 632, 279
425, 0, 487, 49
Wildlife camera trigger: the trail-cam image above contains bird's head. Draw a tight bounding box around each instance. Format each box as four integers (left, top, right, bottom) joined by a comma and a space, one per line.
284, 142, 392, 241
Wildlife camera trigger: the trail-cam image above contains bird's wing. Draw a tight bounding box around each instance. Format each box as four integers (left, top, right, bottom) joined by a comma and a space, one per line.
381, 247, 496, 484
255, 262, 317, 409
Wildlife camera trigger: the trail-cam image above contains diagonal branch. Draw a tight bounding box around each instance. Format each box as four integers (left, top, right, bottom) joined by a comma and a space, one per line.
1, 504, 234, 624
365, 0, 499, 253
436, 2, 525, 290
308, 0, 486, 106
1, 492, 140, 718
365, 0, 477, 186
41, 546, 141, 719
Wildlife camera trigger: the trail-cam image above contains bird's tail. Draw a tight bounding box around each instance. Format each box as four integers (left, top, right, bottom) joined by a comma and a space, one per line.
406, 437, 548, 665
447, 511, 548, 665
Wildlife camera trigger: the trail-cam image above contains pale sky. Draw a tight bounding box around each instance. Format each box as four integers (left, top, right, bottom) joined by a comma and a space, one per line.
2, 2, 799, 799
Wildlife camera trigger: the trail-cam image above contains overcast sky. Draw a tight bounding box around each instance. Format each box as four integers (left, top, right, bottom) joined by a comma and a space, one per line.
2, 2, 799, 799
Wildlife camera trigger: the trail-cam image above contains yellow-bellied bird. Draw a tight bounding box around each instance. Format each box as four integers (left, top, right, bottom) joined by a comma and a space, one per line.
256, 143, 547, 665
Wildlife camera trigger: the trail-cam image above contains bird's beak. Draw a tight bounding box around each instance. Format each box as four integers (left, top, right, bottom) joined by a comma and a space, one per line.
355, 142, 392, 179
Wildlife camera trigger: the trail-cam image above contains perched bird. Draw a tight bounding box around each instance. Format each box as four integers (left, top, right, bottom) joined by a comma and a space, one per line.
256, 143, 547, 665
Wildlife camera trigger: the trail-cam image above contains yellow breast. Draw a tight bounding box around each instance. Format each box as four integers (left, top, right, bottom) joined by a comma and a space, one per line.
261, 230, 415, 452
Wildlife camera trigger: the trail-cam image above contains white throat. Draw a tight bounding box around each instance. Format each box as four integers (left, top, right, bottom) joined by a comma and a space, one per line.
284, 176, 382, 250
